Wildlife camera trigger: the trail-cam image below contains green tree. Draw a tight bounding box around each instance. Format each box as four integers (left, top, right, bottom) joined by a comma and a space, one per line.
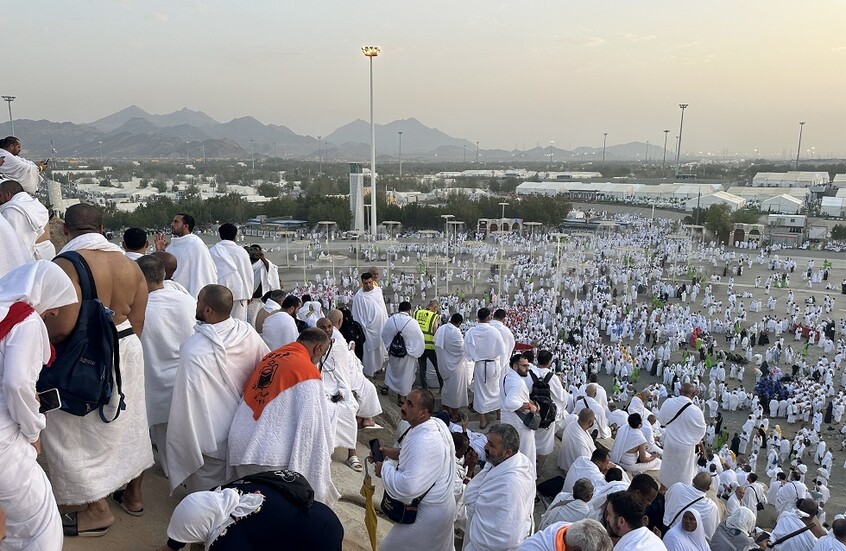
256, 182, 282, 198
704, 204, 732, 243
730, 208, 761, 224
831, 224, 846, 241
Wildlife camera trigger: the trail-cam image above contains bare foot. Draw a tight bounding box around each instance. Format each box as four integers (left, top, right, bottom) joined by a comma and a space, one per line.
77, 500, 114, 533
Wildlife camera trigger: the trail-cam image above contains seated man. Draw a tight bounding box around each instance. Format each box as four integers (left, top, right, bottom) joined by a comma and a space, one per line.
517, 518, 613, 551
562, 448, 619, 494
609, 413, 661, 474
228, 328, 340, 506
769, 497, 825, 550
0, 179, 54, 260
538, 478, 594, 530
262, 294, 301, 350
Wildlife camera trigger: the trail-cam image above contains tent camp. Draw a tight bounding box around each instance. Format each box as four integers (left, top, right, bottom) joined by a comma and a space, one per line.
761, 194, 803, 214
685, 191, 746, 212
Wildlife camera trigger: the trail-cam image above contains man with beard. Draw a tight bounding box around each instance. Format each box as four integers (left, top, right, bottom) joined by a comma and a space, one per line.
501, 353, 538, 477
352, 272, 388, 377
155, 213, 217, 298
604, 491, 667, 550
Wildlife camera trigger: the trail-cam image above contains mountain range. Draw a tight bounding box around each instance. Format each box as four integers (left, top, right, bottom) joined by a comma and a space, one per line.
0, 106, 670, 163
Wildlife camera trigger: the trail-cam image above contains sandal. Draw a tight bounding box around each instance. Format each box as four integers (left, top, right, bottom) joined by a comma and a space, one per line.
62, 512, 111, 537
111, 489, 144, 517
346, 455, 364, 473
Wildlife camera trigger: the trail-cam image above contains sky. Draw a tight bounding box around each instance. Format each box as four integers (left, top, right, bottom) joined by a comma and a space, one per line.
3, 1, 846, 157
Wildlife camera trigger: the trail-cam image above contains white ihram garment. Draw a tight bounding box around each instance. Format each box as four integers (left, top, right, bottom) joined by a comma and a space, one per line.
662, 482, 720, 539
321, 337, 358, 449
382, 312, 425, 396
209, 239, 253, 320
0, 261, 76, 550
166, 318, 269, 492
615, 526, 668, 550
558, 421, 596, 470
333, 328, 382, 418
435, 322, 469, 408
501, 369, 537, 474
261, 311, 299, 351
352, 286, 388, 376
465, 323, 506, 414
167, 233, 218, 298
527, 365, 569, 455
491, 319, 516, 376
0, 192, 54, 260
0, 214, 30, 278
0, 150, 42, 193
463, 452, 535, 551
380, 418, 456, 551
657, 396, 707, 488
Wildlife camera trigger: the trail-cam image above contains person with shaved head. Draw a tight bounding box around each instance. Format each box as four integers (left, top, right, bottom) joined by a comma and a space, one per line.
657, 382, 706, 489
150, 250, 191, 295
166, 284, 269, 493
663, 471, 721, 539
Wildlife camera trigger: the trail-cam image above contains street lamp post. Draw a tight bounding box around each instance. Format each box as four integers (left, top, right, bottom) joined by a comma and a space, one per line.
441, 213, 454, 257
674, 103, 688, 176
662, 129, 670, 171
2, 96, 14, 135
398, 131, 403, 178
98, 141, 103, 164
795, 121, 805, 170
475, 141, 480, 164
602, 132, 608, 164
362, 46, 381, 237
317, 136, 322, 174
250, 140, 255, 171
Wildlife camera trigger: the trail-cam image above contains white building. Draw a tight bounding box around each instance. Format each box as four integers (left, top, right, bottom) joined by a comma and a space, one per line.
725, 186, 809, 203
832, 174, 846, 188
751, 171, 829, 188
821, 197, 846, 218
760, 194, 803, 214
685, 191, 746, 212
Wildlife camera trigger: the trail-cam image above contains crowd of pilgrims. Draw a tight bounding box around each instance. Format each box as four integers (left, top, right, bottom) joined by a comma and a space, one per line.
7, 187, 846, 550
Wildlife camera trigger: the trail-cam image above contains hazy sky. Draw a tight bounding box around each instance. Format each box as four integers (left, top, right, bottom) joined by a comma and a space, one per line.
4, 1, 845, 157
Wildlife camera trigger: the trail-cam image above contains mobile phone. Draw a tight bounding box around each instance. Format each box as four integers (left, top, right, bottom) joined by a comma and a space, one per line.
37, 388, 62, 413
369, 438, 384, 462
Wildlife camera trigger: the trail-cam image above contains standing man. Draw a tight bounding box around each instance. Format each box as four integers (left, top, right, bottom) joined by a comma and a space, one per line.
0, 136, 47, 193
657, 382, 707, 489
209, 223, 253, 321
415, 300, 442, 389
0, 179, 55, 260
435, 312, 469, 415
465, 308, 507, 430
375, 389, 457, 551
501, 353, 538, 476
228, 328, 340, 506
135, 255, 196, 482
155, 213, 217, 298
121, 227, 148, 260
461, 423, 535, 550
491, 308, 516, 376
246, 244, 281, 326
42, 203, 153, 537
0, 261, 76, 549
381, 301, 426, 406
352, 272, 388, 377
166, 284, 269, 493
529, 349, 569, 474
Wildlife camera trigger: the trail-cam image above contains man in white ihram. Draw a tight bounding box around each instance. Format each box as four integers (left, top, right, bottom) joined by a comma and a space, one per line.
135, 255, 197, 479
0, 136, 47, 194
662, 472, 720, 539
501, 353, 538, 477
435, 312, 469, 415
155, 212, 217, 298
461, 423, 535, 550
491, 308, 516, 376
381, 301, 425, 405
558, 408, 597, 470
352, 271, 388, 377
374, 389, 456, 551
657, 382, 707, 488
166, 284, 269, 492
209, 223, 253, 321
464, 307, 507, 430
261, 295, 301, 351
0, 179, 55, 260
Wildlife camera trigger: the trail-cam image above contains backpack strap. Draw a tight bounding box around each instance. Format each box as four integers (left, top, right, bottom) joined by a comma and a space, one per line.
670, 496, 705, 526
543, 372, 555, 384
529, 370, 540, 384
58, 252, 125, 423
664, 401, 694, 427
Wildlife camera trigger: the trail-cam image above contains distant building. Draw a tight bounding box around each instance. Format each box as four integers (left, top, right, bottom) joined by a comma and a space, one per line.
726, 186, 809, 203
751, 171, 829, 188
821, 197, 846, 218
760, 194, 803, 214
767, 214, 806, 246
685, 191, 746, 212
349, 163, 365, 233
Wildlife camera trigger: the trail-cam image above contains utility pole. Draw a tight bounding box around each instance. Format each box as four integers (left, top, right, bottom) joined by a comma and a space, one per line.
662, 129, 670, 171
795, 121, 805, 170
2, 96, 15, 135
602, 132, 608, 164
398, 131, 403, 177
674, 103, 688, 176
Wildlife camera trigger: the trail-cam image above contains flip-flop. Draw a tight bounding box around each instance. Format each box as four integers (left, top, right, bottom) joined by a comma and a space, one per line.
361, 423, 383, 430
346, 456, 364, 473
62, 512, 110, 537
111, 489, 144, 517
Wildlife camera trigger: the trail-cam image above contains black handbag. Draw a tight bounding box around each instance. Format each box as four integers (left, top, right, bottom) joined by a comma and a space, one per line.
380, 482, 435, 524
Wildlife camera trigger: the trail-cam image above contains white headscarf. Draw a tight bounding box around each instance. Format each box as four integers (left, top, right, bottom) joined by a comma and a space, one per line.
0, 260, 77, 318
167, 487, 265, 547
663, 508, 709, 551
724, 506, 757, 535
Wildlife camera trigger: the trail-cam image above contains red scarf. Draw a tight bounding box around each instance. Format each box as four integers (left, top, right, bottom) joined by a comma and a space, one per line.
0, 302, 55, 364
243, 342, 321, 420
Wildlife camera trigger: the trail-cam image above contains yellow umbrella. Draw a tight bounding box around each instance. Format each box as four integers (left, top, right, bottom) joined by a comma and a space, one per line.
361, 460, 378, 551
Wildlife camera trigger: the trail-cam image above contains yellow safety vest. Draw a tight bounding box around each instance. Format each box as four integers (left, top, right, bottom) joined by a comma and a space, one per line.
415, 309, 437, 350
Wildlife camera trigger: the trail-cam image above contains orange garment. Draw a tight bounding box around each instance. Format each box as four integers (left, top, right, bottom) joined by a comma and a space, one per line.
555, 525, 569, 551
243, 342, 321, 420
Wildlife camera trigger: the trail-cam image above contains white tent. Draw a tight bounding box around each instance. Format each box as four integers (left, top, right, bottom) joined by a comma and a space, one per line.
761, 194, 803, 214
685, 191, 746, 212
726, 186, 809, 202
832, 174, 846, 188
752, 171, 829, 188
821, 197, 846, 218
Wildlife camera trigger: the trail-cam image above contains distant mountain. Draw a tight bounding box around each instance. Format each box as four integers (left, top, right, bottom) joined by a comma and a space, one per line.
325, 118, 475, 156
90, 105, 219, 133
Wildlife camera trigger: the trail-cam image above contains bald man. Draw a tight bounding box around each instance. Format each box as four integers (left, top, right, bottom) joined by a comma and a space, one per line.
150, 251, 191, 296
657, 382, 707, 488
166, 284, 269, 492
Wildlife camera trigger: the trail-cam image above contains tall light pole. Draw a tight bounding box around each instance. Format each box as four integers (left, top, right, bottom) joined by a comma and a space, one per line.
362, 45, 381, 236
674, 103, 688, 176
645, 140, 650, 162
2, 96, 14, 135
398, 131, 403, 178
317, 136, 322, 174
475, 141, 480, 164
602, 132, 608, 164
250, 140, 255, 171
186, 141, 189, 163
98, 141, 103, 164
662, 129, 670, 170
795, 121, 805, 170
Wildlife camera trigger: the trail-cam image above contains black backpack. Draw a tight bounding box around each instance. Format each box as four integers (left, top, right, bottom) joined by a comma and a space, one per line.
388, 319, 413, 358
37, 252, 126, 423
529, 371, 558, 430
340, 307, 366, 359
